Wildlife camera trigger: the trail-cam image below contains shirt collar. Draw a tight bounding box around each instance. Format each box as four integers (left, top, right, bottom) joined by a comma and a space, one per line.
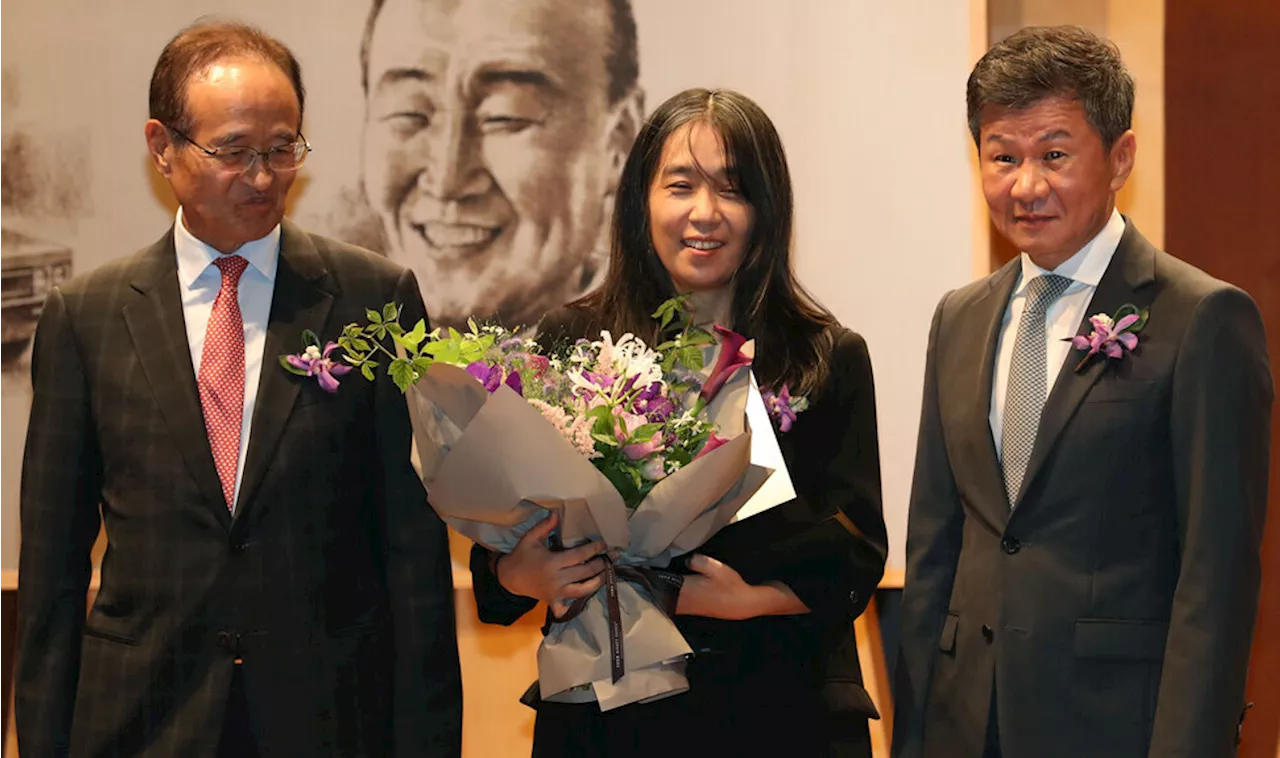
1015, 208, 1125, 293
174, 206, 281, 290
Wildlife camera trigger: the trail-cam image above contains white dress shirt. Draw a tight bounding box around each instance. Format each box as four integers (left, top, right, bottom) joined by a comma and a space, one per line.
989, 208, 1126, 457
175, 207, 280, 512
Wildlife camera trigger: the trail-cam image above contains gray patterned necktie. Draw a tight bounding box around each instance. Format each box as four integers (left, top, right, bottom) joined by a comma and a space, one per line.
1001, 273, 1071, 506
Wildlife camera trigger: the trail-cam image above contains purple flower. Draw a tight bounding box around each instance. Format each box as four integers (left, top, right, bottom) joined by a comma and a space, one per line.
1069, 312, 1141, 366
466, 361, 503, 392
633, 382, 675, 422
466, 361, 525, 396
698, 326, 752, 407
762, 385, 800, 432
285, 341, 353, 394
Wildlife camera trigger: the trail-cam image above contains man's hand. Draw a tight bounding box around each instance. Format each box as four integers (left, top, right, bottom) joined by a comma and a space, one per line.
675, 554, 810, 620
495, 511, 606, 604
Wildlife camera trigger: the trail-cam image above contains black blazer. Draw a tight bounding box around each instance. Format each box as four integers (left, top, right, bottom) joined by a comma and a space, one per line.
470, 306, 888, 728
893, 222, 1272, 758
16, 221, 462, 757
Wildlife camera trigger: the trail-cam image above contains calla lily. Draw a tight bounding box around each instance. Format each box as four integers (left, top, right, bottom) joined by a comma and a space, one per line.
285, 341, 352, 394
698, 326, 752, 408
694, 432, 731, 460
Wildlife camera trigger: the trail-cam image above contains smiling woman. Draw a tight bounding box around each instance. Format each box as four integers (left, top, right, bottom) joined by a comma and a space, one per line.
468, 87, 889, 758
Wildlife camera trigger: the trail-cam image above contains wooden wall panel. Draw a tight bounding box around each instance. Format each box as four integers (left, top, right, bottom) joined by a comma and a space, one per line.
1164, 2, 1280, 755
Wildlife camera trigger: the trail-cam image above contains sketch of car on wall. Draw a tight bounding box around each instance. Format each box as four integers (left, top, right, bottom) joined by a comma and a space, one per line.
1, 228, 71, 371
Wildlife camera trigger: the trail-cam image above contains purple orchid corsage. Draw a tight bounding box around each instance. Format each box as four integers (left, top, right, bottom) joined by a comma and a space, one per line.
1065, 303, 1149, 372
279, 329, 353, 393
761, 384, 809, 433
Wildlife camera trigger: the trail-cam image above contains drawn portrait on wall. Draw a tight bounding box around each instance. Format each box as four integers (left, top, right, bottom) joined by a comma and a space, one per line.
1, 69, 85, 376
326, 0, 644, 329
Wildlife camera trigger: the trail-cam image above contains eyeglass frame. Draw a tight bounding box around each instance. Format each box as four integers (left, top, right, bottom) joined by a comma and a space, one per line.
164, 124, 312, 173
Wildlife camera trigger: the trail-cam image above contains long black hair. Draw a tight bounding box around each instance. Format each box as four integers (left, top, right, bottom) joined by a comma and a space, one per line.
575, 87, 837, 394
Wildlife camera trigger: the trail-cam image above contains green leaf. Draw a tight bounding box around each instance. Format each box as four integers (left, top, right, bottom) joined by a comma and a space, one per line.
412, 357, 433, 375
447, 326, 462, 342
383, 302, 399, 323
1129, 308, 1150, 333
677, 345, 704, 372
467, 317, 480, 334
684, 328, 715, 346
659, 309, 674, 330
592, 431, 620, 448
301, 329, 319, 349
388, 358, 417, 392
366, 308, 383, 325
278, 354, 310, 376
629, 423, 663, 442
361, 364, 375, 381
386, 322, 405, 337
352, 338, 371, 352
661, 352, 678, 373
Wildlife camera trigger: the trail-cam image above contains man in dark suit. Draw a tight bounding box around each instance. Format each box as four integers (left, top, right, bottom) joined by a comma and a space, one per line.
894, 26, 1272, 758
15, 20, 462, 757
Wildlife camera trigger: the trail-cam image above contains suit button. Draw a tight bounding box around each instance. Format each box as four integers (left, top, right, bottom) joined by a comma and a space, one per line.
848, 590, 860, 606
216, 631, 234, 652
1001, 535, 1021, 554
230, 539, 247, 553
982, 624, 994, 642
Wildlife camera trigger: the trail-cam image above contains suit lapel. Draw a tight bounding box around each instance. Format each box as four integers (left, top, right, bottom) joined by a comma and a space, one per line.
1015, 221, 1158, 506
122, 229, 232, 527
235, 221, 334, 521
958, 259, 1022, 530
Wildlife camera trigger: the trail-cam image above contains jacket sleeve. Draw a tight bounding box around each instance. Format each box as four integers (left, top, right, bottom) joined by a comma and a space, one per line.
892, 293, 965, 758
706, 329, 887, 627
1148, 286, 1272, 758
380, 269, 463, 756
15, 287, 104, 758
469, 542, 540, 625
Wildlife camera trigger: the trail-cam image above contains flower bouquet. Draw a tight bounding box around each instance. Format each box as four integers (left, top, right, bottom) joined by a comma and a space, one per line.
289, 300, 790, 710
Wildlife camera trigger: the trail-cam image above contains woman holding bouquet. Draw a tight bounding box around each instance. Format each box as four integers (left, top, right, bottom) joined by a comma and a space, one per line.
470, 88, 887, 757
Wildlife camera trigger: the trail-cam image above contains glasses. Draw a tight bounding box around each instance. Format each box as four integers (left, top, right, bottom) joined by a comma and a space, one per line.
166, 125, 311, 173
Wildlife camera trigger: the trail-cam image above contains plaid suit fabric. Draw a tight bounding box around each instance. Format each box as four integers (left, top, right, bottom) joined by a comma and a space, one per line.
16, 222, 462, 757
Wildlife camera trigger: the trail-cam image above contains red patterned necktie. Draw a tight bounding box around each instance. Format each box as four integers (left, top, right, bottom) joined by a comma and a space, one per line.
198, 255, 250, 511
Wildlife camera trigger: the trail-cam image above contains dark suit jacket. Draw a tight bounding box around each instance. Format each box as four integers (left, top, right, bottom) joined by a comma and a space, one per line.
893, 221, 1272, 758
16, 221, 463, 757
470, 307, 888, 754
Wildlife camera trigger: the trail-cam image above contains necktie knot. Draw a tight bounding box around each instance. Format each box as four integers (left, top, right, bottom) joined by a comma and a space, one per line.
1024, 274, 1070, 314
213, 255, 249, 290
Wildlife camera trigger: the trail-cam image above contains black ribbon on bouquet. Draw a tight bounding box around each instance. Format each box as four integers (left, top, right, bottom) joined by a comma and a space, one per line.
542, 554, 685, 685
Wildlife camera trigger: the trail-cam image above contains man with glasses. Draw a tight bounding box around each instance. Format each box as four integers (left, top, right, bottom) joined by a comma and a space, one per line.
14, 20, 462, 757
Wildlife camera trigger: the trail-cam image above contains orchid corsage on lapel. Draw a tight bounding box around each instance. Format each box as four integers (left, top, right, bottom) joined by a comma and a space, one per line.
1065, 303, 1149, 372
761, 384, 809, 432
278, 329, 353, 393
